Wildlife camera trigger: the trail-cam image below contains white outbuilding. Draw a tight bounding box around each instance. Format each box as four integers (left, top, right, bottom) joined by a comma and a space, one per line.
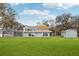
61, 29, 77, 38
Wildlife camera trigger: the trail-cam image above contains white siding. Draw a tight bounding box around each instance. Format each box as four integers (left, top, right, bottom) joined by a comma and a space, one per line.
23, 32, 29, 37
23, 32, 50, 37
34, 33, 43, 37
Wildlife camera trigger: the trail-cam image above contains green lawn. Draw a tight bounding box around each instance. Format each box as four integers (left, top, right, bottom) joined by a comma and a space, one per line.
0, 36, 79, 56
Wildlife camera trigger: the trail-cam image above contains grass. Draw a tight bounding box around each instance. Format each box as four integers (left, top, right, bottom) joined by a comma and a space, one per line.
0, 36, 79, 56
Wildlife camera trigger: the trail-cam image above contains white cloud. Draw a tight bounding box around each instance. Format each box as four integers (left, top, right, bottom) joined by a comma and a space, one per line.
20, 9, 56, 19
22, 9, 49, 17
43, 3, 79, 9
9, 3, 23, 6
19, 9, 56, 26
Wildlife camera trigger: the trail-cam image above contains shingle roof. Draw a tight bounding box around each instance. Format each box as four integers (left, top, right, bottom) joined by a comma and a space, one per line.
24, 30, 52, 32
30, 25, 48, 29
24, 25, 52, 32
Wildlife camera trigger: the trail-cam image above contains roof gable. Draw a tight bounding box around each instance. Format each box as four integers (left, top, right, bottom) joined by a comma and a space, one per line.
24, 25, 48, 29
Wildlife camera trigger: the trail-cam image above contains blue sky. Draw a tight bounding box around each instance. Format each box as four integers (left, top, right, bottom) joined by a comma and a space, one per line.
10, 3, 79, 26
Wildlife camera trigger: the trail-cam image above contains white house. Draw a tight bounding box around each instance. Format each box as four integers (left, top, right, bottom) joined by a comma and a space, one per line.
23, 25, 52, 37
0, 25, 52, 37
61, 29, 77, 38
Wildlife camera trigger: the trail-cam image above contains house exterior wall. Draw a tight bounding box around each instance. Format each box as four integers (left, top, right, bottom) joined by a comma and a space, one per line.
23, 32, 50, 37
2, 30, 15, 37
23, 25, 51, 37
61, 29, 77, 38
34, 32, 43, 37
23, 32, 29, 37
0, 30, 2, 37
14, 32, 23, 37
0, 25, 51, 37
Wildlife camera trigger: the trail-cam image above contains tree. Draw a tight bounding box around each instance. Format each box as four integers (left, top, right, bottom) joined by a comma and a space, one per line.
70, 16, 79, 36
42, 20, 49, 26
13, 21, 24, 30
56, 13, 72, 30
49, 13, 72, 36
0, 3, 24, 30
71, 16, 79, 29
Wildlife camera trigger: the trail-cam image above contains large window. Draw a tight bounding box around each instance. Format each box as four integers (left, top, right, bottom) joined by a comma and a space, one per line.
28, 33, 35, 37
43, 33, 48, 36
29, 33, 31, 36
27, 29, 32, 31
